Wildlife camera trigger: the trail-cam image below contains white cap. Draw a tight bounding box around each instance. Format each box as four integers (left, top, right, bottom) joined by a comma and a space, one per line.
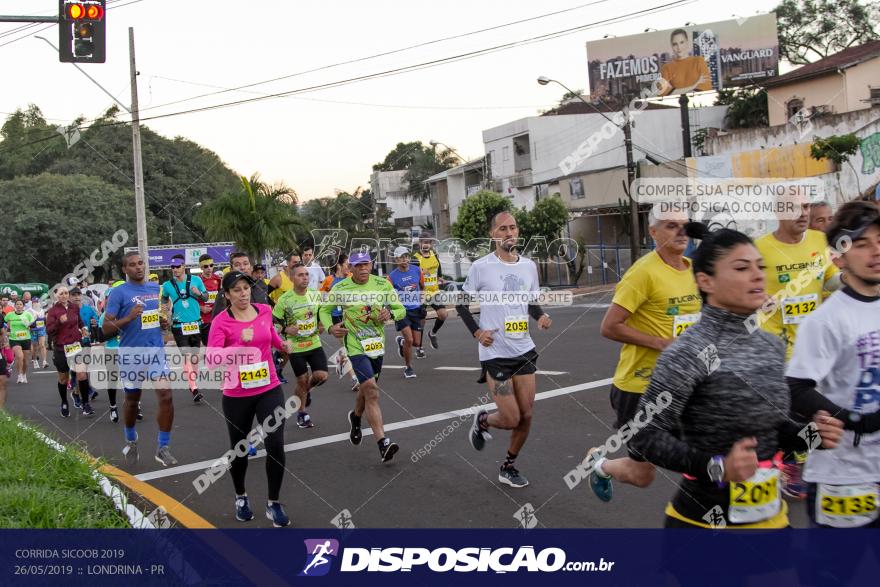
393, 246, 411, 259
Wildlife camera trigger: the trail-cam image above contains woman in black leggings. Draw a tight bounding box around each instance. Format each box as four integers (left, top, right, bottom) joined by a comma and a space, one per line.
207, 271, 294, 527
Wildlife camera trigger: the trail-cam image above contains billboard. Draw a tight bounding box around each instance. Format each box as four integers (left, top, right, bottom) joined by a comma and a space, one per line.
586, 13, 778, 107
124, 243, 236, 269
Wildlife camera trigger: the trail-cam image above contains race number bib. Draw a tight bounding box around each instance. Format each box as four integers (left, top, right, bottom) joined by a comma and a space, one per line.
35, 320, 45, 329
296, 318, 317, 337
207, 291, 218, 305
728, 468, 781, 524
141, 309, 160, 330
64, 342, 83, 359
673, 313, 701, 337
424, 274, 438, 289
782, 293, 818, 325
239, 361, 270, 389
12, 330, 29, 340
360, 336, 384, 358
816, 483, 879, 528
503, 315, 529, 339
181, 322, 200, 336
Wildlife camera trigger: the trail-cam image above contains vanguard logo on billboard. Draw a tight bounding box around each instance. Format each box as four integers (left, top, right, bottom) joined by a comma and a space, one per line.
586, 13, 779, 106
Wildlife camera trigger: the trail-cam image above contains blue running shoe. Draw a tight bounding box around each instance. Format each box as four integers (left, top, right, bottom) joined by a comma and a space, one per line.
235, 496, 254, 522
587, 448, 613, 502
266, 502, 290, 527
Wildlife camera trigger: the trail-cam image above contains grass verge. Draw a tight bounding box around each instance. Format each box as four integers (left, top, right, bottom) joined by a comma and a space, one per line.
0, 412, 129, 528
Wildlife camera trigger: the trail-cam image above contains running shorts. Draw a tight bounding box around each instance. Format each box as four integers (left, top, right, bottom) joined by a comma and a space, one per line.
289, 347, 329, 378
479, 348, 539, 384
172, 325, 202, 351
395, 307, 426, 332
350, 354, 383, 384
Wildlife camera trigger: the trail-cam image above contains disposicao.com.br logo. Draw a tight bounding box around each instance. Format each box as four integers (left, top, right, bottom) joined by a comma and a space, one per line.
299, 542, 615, 575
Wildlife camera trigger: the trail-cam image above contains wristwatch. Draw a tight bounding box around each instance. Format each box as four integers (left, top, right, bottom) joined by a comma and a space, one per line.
707, 455, 725, 487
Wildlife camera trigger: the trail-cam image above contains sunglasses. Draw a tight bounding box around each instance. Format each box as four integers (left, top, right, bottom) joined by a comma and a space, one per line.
200, 263, 214, 269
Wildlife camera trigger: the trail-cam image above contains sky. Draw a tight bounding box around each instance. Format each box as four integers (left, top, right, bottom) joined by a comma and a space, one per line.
0, 0, 780, 200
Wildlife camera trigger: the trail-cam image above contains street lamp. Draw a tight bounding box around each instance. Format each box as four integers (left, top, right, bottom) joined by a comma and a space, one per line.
537, 76, 641, 262
168, 201, 202, 245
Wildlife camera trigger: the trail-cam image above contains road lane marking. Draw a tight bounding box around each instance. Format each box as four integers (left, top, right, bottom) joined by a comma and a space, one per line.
135, 376, 612, 482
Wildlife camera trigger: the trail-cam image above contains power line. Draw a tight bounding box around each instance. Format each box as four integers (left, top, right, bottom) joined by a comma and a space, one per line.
137, 0, 617, 113
0, 0, 695, 155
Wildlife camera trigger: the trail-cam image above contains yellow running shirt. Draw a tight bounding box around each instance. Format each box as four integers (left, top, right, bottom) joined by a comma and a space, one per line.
414, 250, 441, 295
269, 271, 293, 304
754, 229, 838, 360
611, 251, 701, 393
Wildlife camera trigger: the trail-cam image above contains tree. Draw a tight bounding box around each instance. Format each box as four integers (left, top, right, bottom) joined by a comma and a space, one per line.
372, 141, 426, 172
198, 175, 308, 259
372, 141, 460, 204
716, 87, 769, 129
451, 190, 512, 242
0, 105, 241, 244
810, 134, 861, 167
776, 0, 879, 65
0, 173, 157, 283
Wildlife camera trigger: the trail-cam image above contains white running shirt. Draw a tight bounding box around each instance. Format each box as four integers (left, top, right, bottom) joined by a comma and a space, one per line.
787, 289, 880, 485
463, 252, 540, 362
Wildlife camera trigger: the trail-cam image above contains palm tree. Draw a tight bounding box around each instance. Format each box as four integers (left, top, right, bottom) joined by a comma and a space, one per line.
197, 174, 307, 259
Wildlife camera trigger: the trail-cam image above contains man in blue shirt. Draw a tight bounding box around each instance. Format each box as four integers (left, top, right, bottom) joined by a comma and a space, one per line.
388, 246, 425, 379
103, 252, 177, 467
161, 254, 207, 403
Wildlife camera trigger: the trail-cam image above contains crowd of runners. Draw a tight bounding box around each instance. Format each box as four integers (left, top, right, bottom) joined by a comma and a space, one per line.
0, 196, 878, 531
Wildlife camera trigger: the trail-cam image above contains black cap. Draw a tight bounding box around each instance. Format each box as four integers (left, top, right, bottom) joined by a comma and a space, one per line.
221, 271, 256, 291
69, 287, 82, 295
253, 264, 266, 271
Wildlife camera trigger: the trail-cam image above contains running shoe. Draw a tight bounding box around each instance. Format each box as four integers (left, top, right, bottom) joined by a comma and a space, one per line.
297, 413, 314, 429
81, 403, 94, 417
235, 496, 254, 522
379, 438, 399, 463
16, 374, 22, 384
122, 440, 138, 463
155, 446, 179, 467
347, 410, 362, 446
428, 331, 439, 349
265, 502, 290, 527
32, 359, 39, 369
279, 374, 288, 385
109, 406, 119, 423
248, 443, 257, 457
42, 361, 47, 368
21, 374, 27, 384
499, 466, 529, 488
415, 348, 426, 359
403, 367, 416, 379
89, 389, 98, 401
306, 391, 312, 408
72, 392, 82, 409
60, 403, 70, 418
192, 390, 204, 403
350, 379, 359, 393
469, 410, 492, 451
396, 335, 404, 358
136, 402, 144, 421
587, 448, 613, 502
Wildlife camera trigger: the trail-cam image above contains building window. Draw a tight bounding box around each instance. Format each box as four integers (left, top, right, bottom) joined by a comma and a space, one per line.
786, 98, 805, 121
502, 146, 510, 161
570, 178, 585, 199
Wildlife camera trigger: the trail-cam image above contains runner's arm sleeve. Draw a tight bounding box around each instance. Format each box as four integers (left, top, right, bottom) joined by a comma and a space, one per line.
457, 304, 480, 336
528, 304, 545, 321
788, 377, 880, 434
629, 341, 715, 481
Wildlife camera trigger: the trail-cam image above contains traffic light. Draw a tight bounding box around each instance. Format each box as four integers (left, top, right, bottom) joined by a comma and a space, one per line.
59, 0, 105, 63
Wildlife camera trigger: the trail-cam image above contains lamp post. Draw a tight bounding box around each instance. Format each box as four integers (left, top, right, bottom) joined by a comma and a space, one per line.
537, 76, 640, 262
168, 201, 202, 245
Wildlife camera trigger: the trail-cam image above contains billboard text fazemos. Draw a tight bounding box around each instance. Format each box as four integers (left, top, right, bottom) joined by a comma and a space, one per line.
586, 13, 778, 107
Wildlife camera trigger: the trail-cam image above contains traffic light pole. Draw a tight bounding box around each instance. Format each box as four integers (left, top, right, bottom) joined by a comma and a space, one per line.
623, 111, 640, 263
129, 27, 150, 274
0, 15, 58, 22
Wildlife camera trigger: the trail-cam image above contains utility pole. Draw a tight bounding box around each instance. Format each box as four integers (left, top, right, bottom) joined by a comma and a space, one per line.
622, 110, 640, 262
129, 27, 149, 274
679, 94, 693, 158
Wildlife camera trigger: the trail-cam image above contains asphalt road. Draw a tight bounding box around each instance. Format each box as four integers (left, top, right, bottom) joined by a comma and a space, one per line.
5, 290, 809, 529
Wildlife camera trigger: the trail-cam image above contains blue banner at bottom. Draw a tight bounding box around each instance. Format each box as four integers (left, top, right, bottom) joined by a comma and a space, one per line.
1, 529, 878, 586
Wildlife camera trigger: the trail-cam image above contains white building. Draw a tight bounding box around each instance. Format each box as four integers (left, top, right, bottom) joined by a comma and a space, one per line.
370, 169, 434, 233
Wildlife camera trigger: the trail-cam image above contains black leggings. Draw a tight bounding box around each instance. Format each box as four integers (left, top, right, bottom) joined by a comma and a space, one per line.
221, 386, 287, 501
